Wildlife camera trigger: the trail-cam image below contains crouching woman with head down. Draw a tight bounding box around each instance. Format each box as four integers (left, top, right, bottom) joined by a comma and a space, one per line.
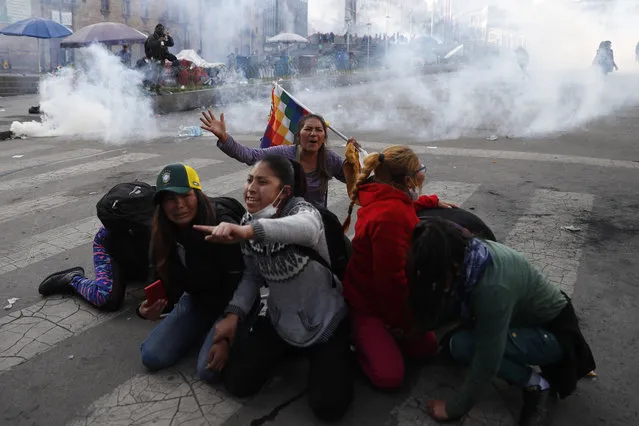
407, 218, 596, 426
194, 155, 353, 422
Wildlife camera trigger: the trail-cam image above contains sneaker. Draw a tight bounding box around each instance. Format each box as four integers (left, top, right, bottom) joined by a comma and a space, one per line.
519, 386, 557, 426
38, 267, 84, 296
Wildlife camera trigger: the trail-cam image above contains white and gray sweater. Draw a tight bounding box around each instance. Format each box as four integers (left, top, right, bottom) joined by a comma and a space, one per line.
225, 197, 347, 347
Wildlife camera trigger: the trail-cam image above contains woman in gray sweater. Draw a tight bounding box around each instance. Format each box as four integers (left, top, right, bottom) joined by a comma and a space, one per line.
194, 155, 353, 422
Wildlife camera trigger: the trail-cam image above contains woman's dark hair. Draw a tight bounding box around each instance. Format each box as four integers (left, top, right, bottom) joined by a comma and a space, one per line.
259, 154, 307, 198
407, 217, 472, 329
294, 114, 329, 194
151, 189, 216, 294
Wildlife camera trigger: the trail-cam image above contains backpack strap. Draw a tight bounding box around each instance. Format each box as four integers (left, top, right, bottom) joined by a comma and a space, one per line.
295, 244, 337, 288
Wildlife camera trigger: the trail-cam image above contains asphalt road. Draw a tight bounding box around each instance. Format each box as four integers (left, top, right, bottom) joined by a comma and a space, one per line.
0, 75, 637, 426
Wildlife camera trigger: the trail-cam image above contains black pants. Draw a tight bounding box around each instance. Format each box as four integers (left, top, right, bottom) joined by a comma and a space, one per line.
224, 317, 354, 422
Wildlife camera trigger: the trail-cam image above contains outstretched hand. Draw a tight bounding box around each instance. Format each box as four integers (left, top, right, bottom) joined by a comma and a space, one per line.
200, 110, 228, 142
193, 223, 255, 244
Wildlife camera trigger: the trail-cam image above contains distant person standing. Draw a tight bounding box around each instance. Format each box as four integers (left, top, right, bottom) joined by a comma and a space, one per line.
515, 46, 529, 74
593, 40, 618, 75
117, 44, 131, 67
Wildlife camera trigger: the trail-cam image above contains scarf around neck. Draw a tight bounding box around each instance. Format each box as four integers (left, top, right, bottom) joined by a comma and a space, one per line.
450, 238, 492, 321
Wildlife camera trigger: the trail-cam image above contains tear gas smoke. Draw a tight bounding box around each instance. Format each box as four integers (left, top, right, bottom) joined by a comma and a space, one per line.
11, 44, 156, 143
211, 0, 639, 141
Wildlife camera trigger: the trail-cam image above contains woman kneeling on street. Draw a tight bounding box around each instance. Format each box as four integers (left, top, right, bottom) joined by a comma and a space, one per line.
194, 154, 353, 422
408, 217, 596, 426
342, 146, 454, 390
139, 163, 246, 383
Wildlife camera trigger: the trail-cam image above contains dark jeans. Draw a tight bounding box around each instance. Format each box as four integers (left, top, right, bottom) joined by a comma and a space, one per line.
224, 316, 354, 422
450, 327, 564, 386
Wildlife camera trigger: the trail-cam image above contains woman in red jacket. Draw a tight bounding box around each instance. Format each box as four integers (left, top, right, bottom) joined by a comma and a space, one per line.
342, 145, 454, 389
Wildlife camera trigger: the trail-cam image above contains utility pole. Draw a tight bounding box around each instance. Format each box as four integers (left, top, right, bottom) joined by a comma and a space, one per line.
366, 22, 371, 68
198, 0, 203, 53
346, 17, 350, 54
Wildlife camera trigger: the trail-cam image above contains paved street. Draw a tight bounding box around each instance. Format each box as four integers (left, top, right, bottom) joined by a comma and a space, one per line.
0, 84, 638, 426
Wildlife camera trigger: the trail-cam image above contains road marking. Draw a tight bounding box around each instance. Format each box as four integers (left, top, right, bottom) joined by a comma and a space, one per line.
0, 217, 100, 275
145, 158, 223, 173
0, 296, 115, 373
0, 193, 79, 224
0, 149, 104, 175
0, 144, 53, 159
360, 141, 639, 170
503, 189, 594, 296
67, 368, 242, 426
0, 153, 159, 192
424, 181, 480, 206
201, 169, 252, 197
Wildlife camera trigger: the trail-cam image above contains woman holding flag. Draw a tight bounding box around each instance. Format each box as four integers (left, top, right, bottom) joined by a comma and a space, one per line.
200, 85, 359, 209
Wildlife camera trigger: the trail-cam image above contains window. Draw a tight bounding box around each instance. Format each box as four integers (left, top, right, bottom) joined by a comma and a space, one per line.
0, 0, 7, 21
122, 0, 130, 18
141, 0, 149, 19
100, 0, 109, 13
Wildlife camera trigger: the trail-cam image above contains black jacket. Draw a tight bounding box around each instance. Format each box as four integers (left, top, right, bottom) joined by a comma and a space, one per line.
160, 197, 245, 314
541, 295, 596, 398
144, 32, 174, 61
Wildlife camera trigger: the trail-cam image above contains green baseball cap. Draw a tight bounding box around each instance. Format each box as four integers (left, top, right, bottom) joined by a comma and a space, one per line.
154, 163, 202, 202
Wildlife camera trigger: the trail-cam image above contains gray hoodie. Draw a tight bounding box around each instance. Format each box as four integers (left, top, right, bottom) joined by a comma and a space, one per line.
225, 197, 347, 347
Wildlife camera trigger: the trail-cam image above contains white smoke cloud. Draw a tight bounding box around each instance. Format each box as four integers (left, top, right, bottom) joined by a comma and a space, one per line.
15, 0, 639, 145
10, 44, 156, 143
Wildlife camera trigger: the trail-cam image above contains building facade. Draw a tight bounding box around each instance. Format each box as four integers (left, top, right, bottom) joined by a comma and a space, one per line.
345, 0, 356, 31
259, 0, 308, 39
0, 0, 309, 71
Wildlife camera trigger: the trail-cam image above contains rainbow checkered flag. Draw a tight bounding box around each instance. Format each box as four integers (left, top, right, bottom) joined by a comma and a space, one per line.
260, 84, 309, 148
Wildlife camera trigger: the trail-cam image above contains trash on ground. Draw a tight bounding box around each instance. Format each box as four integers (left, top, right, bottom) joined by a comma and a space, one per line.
561, 225, 582, 232
68, 355, 75, 360
3, 297, 19, 310
177, 125, 203, 138
12, 155, 24, 158
487, 135, 499, 141
0, 108, 5, 112
426, 146, 438, 149
587, 370, 598, 378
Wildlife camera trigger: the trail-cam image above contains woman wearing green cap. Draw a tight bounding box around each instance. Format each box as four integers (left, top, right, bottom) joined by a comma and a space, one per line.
139, 163, 249, 383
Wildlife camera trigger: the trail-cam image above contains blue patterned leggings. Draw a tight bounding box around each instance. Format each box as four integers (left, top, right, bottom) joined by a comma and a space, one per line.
70, 226, 120, 309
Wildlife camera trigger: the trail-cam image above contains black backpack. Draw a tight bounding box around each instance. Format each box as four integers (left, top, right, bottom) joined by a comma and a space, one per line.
209, 196, 246, 225
417, 207, 497, 241
96, 181, 156, 236
296, 207, 351, 285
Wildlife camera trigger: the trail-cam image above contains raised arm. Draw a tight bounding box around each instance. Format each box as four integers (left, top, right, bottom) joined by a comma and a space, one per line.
200, 111, 295, 165
251, 202, 323, 248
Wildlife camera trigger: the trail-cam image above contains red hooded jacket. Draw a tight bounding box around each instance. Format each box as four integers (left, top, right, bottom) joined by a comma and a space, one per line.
343, 183, 439, 329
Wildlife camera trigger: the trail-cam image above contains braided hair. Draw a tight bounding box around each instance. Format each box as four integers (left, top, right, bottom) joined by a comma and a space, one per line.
342, 145, 422, 232
407, 217, 472, 329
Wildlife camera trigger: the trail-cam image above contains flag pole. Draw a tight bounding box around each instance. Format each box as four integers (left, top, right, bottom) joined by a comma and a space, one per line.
274, 82, 349, 142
